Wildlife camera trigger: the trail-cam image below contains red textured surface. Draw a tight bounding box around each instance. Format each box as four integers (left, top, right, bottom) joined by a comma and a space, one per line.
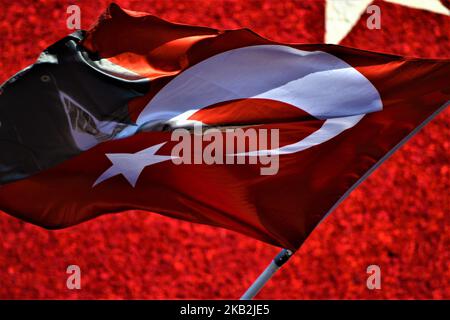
0, 0, 448, 299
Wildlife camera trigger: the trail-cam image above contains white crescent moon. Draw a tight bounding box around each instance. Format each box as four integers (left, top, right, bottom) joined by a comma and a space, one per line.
133, 45, 382, 155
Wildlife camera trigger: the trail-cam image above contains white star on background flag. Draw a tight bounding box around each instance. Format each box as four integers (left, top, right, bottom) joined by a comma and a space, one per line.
325, 0, 449, 44
93, 142, 176, 187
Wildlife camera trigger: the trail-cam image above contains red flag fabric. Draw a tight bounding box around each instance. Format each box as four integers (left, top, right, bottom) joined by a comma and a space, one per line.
0, 3, 448, 250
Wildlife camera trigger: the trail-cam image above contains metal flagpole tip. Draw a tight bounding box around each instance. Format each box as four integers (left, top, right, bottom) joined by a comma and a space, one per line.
240, 248, 295, 300
273, 249, 294, 267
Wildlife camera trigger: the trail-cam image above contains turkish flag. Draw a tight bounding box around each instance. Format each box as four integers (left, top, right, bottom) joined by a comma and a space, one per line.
0, 4, 448, 250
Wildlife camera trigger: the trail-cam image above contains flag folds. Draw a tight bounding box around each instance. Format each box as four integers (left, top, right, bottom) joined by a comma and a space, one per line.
0, 4, 448, 250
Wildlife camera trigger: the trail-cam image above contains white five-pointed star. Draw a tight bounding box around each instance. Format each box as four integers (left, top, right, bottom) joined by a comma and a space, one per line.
325, 0, 449, 44
93, 142, 176, 187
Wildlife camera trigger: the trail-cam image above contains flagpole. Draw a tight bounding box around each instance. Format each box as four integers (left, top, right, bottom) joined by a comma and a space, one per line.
240, 248, 294, 300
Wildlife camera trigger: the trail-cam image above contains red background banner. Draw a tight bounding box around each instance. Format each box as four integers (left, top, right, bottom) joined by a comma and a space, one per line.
0, 0, 448, 299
